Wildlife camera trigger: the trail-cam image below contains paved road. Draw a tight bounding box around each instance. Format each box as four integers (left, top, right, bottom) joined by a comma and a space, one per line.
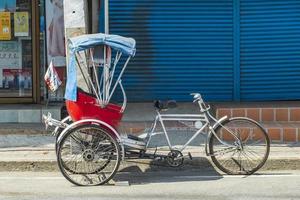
0, 170, 300, 200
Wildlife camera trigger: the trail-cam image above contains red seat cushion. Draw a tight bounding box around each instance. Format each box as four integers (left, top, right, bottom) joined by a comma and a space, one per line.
66, 90, 123, 129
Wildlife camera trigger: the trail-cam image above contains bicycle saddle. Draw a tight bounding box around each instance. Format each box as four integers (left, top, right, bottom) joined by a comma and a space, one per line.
154, 100, 177, 111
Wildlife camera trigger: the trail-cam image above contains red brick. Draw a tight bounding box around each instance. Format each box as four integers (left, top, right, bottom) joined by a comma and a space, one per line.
217, 109, 231, 119
275, 108, 289, 122
290, 108, 300, 121
222, 128, 235, 141
283, 128, 297, 142
236, 127, 251, 141
232, 109, 246, 117
267, 128, 281, 141
262, 108, 274, 122
246, 108, 260, 121
252, 127, 266, 140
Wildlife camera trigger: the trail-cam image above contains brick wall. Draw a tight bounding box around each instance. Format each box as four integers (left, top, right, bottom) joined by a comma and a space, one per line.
216, 107, 300, 143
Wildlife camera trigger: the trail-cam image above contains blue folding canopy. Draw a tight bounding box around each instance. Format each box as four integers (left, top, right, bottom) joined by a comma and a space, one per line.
65, 33, 136, 101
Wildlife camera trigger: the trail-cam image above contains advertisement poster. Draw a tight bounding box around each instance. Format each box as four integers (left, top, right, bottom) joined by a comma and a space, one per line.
14, 12, 29, 37
0, 12, 11, 40
46, 0, 66, 67
2, 69, 32, 90
0, 41, 21, 68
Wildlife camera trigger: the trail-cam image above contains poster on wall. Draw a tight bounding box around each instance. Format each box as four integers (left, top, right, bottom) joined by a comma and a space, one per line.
0, 12, 11, 40
0, 41, 21, 68
45, 0, 66, 67
14, 12, 29, 37
1, 69, 32, 90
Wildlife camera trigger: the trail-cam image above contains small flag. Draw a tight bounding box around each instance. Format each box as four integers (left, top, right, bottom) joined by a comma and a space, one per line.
44, 60, 62, 92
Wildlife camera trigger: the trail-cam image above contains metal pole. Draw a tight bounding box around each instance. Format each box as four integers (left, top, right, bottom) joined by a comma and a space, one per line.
103, 0, 109, 103
105, 0, 109, 34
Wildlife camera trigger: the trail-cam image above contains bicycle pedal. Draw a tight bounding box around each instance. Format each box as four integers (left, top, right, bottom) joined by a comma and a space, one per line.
188, 152, 193, 160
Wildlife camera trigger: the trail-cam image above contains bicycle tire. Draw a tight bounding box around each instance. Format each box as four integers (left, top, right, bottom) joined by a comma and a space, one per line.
209, 117, 270, 175
57, 124, 121, 186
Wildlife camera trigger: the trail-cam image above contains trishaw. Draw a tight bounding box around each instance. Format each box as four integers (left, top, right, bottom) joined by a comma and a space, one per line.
43, 33, 270, 186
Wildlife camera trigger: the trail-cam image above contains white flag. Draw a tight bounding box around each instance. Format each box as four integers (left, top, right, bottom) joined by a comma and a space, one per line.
44, 60, 62, 92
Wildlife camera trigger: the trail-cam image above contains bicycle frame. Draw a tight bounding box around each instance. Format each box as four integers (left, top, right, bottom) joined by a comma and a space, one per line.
145, 100, 241, 156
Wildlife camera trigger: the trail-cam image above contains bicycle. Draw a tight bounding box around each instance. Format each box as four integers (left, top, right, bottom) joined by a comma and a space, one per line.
137, 93, 270, 175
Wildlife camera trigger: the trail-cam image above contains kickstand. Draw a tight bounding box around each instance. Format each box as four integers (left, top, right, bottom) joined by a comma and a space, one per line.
153, 147, 158, 158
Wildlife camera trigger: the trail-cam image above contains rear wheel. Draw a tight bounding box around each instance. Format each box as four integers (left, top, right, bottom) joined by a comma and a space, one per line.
57, 124, 121, 186
209, 117, 270, 175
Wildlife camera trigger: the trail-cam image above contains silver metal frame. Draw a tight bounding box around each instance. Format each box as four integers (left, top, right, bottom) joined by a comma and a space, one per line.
74, 48, 130, 110
142, 93, 241, 156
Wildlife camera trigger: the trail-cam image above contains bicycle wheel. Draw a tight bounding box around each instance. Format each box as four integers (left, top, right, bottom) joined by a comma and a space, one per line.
209, 117, 270, 175
57, 124, 121, 186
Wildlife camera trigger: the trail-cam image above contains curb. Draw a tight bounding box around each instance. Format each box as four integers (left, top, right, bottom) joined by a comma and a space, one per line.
0, 157, 299, 172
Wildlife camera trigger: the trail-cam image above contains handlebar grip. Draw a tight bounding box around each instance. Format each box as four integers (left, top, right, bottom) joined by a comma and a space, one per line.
190, 93, 202, 99
190, 93, 203, 104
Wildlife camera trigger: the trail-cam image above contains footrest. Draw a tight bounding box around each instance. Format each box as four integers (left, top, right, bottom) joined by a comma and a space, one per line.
127, 134, 145, 142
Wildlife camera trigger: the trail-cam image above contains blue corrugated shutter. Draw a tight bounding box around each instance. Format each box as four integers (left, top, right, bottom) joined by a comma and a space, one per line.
110, 0, 234, 101
240, 1, 300, 101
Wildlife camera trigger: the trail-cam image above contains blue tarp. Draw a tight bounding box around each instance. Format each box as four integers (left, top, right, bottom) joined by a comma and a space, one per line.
65, 33, 136, 101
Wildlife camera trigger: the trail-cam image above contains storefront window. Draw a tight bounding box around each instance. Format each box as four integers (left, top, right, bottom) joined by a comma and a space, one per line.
0, 0, 33, 97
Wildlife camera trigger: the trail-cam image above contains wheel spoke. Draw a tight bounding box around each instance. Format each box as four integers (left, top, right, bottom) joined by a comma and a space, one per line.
246, 139, 264, 146
244, 146, 264, 161
241, 151, 259, 167
218, 149, 238, 170
212, 146, 237, 157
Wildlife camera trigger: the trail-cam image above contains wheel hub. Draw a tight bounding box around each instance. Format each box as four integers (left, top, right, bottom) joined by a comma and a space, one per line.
83, 149, 95, 162
234, 141, 243, 151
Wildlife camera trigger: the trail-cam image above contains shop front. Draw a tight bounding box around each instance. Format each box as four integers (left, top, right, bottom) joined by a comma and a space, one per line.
0, 0, 42, 103
0, 0, 97, 108
109, 0, 300, 102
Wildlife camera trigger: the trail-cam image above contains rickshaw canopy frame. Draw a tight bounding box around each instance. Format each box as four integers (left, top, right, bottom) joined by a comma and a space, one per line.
65, 33, 136, 102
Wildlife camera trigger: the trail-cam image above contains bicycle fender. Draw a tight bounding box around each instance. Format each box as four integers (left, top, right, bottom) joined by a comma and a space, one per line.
205, 115, 228, 156
212, 116, 228, 130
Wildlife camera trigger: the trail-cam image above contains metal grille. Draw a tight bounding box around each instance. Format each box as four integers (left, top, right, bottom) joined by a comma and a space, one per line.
110, 0, 234, 102
240, 0, 300, 100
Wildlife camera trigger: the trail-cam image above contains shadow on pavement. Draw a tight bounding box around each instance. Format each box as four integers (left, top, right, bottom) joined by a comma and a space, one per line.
114, 156, 223, 185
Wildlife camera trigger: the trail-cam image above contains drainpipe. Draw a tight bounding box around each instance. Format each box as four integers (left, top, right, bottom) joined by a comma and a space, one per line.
63, 0, 105, 95
63, 0, 89, 92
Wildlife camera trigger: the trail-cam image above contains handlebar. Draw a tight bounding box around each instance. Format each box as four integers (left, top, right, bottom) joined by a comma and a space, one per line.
190, 93, 210, 112
190, 93, 203, 103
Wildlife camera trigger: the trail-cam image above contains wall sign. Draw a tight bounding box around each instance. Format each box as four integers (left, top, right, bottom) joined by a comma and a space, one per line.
14, 12, 29, 37
0, 41, 21, 68
0, 12, 11, 40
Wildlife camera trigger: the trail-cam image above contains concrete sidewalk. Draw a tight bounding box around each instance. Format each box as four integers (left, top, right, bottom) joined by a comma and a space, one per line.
0, 111, 299, 172
0, 132, 299, 172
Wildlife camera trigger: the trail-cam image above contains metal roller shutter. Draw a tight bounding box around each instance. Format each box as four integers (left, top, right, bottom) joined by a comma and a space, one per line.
240, 0, 300, 101
110, 0, 234, 102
